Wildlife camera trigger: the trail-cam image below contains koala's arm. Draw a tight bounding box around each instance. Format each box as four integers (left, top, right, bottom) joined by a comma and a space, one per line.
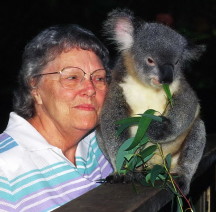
97, 82, 130, 171
173, 117, 206, 194
147, 79, 200, 143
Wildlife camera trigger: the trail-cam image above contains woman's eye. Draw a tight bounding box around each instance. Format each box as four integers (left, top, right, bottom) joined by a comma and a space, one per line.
66, 75, 79, 80
95, 76, 106, 82
96, 77, 106, 82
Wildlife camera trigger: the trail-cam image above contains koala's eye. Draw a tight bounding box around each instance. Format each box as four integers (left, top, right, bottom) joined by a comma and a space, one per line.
146, 57, 155, 66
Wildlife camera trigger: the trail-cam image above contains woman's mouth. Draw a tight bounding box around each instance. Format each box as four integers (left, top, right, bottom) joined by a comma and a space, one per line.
74, 104, 96, 111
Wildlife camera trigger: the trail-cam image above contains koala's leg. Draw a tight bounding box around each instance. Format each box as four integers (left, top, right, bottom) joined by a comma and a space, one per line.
173, 118, 206, 195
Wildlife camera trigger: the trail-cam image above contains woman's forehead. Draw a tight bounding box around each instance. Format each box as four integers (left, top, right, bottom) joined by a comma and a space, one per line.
45, 49, 104, 72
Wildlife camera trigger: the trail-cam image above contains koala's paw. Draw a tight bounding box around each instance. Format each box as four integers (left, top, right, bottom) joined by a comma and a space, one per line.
105, 172, 145, 184
147, 116, 171, 141
174, 175, 190, 195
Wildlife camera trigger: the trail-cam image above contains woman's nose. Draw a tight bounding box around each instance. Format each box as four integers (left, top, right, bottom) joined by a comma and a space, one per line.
81, 78, 96, 96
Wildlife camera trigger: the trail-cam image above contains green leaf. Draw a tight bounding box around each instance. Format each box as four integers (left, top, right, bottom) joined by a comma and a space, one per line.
165, 153, 172, 170
145, 173, 151, 183
124, 154, 135, 162
127, 155, 138, 171
139, 145, 157, 160
157, 173, 167, 180
139, 135, 149, 146
116, 137, 135, 173
115, 117, 140, 136
162, 84, 173, 106
150, 165, 165, 186
135, 152, 155, 168
143, 152, 154, 162
140, 113, 162, 122
134, 145, 157, 168
116, 123, 134, 136
115, 117, 140, 125
125, 109, 157, 151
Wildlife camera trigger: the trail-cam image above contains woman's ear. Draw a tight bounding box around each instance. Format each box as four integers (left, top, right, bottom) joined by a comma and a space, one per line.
29, 79, 43, 105
31, 88, 42, 105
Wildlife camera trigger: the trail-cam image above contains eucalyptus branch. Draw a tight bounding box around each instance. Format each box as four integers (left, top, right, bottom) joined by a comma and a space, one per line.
156, 143, 184, 212
114, 83, 195, 212
172, 179, 194, 212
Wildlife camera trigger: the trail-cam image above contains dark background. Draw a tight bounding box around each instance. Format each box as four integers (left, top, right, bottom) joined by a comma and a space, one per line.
0, 0, 215, 134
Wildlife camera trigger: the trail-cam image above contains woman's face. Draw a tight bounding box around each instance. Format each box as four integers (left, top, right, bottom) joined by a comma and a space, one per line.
32, 48, 108, 133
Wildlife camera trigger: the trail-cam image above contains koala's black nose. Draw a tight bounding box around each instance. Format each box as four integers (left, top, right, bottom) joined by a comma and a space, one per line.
159, 64, 174, 84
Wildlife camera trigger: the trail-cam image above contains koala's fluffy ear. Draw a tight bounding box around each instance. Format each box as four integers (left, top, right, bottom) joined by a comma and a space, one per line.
183, 44, 206, 61
103, 8, 135, 51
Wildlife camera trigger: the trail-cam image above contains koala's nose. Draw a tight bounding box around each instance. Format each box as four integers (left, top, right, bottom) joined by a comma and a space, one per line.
159, 64, 174, 84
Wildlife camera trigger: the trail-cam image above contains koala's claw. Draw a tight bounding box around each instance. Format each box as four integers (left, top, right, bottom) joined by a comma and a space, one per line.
105, 172, 145, 184
105, 173, 131, 184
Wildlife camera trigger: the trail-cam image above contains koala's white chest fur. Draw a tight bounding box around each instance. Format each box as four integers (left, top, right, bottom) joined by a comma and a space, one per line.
119, 75, 167, 116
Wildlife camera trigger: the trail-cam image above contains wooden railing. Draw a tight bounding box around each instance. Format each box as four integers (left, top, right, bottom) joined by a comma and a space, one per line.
55, 134, 216, 212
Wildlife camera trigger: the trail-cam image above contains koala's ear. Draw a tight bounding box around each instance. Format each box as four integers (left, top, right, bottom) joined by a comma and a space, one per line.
103, 8, 135, 51
182, 44, 206, 61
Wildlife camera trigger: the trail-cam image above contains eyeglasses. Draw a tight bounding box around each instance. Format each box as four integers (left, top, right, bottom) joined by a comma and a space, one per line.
32, 66, 108, 90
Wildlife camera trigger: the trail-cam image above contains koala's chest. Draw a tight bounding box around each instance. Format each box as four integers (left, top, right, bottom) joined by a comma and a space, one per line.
119, 76, 167, 116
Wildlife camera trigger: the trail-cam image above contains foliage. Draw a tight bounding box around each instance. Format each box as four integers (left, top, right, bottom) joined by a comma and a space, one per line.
115, 84, 194, 212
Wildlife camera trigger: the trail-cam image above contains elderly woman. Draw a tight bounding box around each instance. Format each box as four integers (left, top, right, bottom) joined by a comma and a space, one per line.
0, 24, 113, 211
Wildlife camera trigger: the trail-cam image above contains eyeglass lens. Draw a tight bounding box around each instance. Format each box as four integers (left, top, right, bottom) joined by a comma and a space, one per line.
60, 67, 107, 90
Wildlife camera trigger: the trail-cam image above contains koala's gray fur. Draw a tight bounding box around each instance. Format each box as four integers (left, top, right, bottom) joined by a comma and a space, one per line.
96, 8, 206, 194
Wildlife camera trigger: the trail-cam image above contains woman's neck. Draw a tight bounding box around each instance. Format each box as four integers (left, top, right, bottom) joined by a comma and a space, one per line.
28, 114, 87, 164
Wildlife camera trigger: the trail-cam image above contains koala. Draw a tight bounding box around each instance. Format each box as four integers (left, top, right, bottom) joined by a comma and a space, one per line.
96, 8, 206, 195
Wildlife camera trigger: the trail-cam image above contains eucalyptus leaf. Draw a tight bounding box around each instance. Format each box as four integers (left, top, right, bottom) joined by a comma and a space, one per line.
115, 117, 140, 136
135, 152, 155, 168
134, 145, 157, 168
139, 145, 157, 159
143, 152, 155, 162
165, 153, 172, 170
145, 172, 151, 183
127, 155, 138, 171
124, 153, 135, 162
116, 122, 135, 136
157, 173, 167, 180
115, 117, 141, 125
116, 137, 135, 173
140, 113, 162, 122
150, 164, 165, 186
114, 104, 189, 211
138, 135, 149, 147
162, 83, 173, 106
125, 109, 157, 151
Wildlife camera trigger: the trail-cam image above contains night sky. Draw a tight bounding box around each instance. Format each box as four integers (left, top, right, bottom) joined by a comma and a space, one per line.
0, 0, 215, 133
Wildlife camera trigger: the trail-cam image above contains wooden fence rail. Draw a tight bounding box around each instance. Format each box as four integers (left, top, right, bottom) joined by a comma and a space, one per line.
55, 134, 216, 212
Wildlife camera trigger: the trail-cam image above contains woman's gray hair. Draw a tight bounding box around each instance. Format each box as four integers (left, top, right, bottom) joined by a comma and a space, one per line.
13, 24, 110, 119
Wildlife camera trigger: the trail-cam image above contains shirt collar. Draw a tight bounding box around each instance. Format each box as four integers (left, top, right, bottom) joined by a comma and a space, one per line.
4, 112, 96, 160
4, 112, 55, 151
